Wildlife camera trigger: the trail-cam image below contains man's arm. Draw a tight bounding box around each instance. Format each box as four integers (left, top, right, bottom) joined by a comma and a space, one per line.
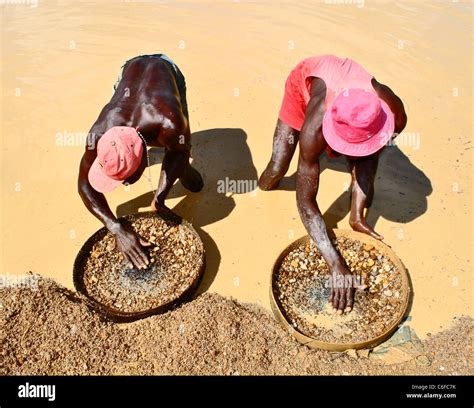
77, 130, 120, 232
372, 78, 408, 135
77, 118, 150, 269
296, 79, 341, 267
296, 78, 363, 314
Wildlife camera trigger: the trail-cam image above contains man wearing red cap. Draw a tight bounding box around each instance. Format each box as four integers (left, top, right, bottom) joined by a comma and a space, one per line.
258, 55, 407, 315
78, 54, 203, 270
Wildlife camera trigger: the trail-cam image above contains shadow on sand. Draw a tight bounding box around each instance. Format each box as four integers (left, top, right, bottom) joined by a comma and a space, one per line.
116, 128, 258, 294
276, 146, 432, 230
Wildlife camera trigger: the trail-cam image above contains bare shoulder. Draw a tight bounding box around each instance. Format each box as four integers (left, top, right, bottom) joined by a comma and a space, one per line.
372, 78, 398, 98
310, 76, 327, 98
299, 77, 327, 163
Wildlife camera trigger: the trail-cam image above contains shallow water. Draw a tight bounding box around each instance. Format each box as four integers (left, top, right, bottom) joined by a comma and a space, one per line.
1, 0, 472, 337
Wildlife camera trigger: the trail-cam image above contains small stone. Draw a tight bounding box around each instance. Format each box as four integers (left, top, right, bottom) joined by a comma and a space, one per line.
83, 215, 203, 314
363, 244, 374, 251
384, 264, 391, 272
357, 349, 371, 359
275, 235, 403, 345
383, 290, 393, 297
345, 349, 358, 359
416, 355, 431, 366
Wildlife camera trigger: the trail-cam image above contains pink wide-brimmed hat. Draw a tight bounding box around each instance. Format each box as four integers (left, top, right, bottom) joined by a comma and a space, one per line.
322, 88, 394, 157
88, 126, 144, 193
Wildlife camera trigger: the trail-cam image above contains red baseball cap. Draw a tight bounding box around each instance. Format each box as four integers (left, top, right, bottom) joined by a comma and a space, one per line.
322, 89, 394, 157
88, 126, 144, 193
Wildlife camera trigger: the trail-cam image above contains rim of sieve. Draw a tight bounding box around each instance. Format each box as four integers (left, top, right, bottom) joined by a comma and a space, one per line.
73, 211, 206, 323
269, 229, 411, 351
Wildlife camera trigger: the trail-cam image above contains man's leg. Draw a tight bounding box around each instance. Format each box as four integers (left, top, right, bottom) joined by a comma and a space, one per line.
151, 148, 203, 216
180, 162, 204, 192
168, 59, 203, 191
348, 154, 383, 240
258, 119, 300, 190
152, 149, 187, 209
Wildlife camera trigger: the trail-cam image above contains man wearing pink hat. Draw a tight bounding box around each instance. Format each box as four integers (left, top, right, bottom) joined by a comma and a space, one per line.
78, 54, 203, 269
259, 55, 407, 315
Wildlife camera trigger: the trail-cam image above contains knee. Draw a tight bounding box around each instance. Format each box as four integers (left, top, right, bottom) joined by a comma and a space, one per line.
267, 159, 289, 177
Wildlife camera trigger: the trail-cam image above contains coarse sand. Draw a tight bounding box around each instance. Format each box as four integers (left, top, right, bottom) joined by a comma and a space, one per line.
1, 275, 472, 376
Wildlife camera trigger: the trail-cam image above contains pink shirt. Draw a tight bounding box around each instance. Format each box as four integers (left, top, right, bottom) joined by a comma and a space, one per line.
279, 55, 375, 131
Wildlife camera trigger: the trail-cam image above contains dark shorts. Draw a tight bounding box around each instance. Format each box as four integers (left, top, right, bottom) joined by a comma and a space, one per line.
114, 54, 189, 120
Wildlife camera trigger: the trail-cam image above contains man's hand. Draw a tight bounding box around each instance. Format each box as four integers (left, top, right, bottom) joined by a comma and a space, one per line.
112, 225, 151, 269
328, 262, 368, 315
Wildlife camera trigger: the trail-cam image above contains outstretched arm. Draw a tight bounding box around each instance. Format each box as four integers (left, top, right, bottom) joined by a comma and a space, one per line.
77, 124, 119, 231
296, 78, 364, 314
296, 79, 340, 268
77, 119, 150, 269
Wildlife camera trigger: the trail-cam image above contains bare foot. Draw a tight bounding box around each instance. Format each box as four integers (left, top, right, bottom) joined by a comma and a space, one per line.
150, 201, 182, 224
349, 219, 384, 241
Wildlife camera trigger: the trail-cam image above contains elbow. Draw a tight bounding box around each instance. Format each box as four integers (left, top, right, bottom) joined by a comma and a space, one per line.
296, 191, 312, 221
395, 112, 407, 134
296, 191, 306, 209
78, 177, 88, 199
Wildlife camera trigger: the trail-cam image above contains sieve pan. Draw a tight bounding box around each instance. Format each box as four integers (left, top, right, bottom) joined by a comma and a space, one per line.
269, 229, 411, 351
73, 211, 206, 323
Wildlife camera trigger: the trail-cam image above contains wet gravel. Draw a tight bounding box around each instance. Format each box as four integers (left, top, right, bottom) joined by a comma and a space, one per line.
82, 216, 204, 313
274, 236, 406, 344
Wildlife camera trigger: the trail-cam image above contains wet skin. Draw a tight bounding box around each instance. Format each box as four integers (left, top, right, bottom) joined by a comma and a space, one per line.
259, 77, 407, 314
78, 57, 203, 269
